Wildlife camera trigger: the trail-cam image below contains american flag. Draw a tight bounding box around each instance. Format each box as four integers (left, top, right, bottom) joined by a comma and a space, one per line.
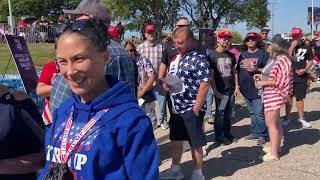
171, 51, 210, 114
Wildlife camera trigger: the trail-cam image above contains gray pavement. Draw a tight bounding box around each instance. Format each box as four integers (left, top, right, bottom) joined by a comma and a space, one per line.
155, 83, 320, 180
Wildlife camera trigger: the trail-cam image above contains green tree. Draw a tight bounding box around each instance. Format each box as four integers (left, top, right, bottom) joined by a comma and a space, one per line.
231, 31, 243, 44
103, 0, 180, 39
0, 0, 81, 22
180, 0, 270, 30
243, 0, 270, 29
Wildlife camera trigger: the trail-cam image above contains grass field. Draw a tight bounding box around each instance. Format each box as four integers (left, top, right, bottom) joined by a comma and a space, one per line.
0, 43, 55, 74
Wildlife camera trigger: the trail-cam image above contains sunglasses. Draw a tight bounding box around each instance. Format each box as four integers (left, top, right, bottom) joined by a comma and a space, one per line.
246, 37, 257, 42
54, 19, 109, 44
127, 49, 136, 53
176, 24, 190, 28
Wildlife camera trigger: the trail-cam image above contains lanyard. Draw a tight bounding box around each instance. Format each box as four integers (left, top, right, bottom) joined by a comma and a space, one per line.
60, 106, 109, 163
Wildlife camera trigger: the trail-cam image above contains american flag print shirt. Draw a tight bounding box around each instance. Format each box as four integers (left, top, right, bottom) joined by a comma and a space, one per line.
171, 51, 210, 114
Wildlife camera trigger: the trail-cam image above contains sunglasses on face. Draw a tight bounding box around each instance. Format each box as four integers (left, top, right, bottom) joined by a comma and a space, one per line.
176, 24, 190, 28
127, 49, 136, 53
246, 37, 257, 42
55, 19, 109, 44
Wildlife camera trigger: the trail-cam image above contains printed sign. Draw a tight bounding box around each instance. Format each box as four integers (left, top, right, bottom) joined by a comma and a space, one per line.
199, 28, 216, 49
5, 35, 39, 94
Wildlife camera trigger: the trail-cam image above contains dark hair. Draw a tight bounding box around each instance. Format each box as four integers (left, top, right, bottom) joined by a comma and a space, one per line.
241, 33, 264, 51
57, 20, 108, 52
124, 41, 136, 50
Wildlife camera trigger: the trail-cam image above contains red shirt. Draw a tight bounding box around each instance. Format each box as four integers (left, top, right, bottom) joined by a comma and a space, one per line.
38, 60, 58, 125
39, 60, 58, 86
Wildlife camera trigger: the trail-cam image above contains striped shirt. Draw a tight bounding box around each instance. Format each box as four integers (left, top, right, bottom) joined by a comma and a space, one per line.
263, 55, 293, 112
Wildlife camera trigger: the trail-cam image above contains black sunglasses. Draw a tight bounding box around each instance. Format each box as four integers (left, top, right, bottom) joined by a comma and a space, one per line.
246, 37, 257, 42
127, 49, 136, 53
54, 19, 109, 44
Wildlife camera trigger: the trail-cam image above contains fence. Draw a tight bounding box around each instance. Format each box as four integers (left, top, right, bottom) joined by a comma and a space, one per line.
0, 24, 55, 44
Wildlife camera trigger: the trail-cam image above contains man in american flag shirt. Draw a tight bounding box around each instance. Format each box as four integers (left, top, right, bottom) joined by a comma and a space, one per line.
160, 27, 210, 180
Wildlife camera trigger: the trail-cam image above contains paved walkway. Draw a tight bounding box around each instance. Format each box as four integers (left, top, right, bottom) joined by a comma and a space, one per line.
155, 83, 320, 180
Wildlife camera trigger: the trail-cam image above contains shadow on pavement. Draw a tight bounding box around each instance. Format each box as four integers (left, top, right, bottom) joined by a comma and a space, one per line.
281, 121, 320, 156
289, 111, 320, 123
180, 146, 262, 179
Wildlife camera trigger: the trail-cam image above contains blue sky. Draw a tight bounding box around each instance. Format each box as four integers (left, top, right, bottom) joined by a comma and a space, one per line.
125, 0, 319, 38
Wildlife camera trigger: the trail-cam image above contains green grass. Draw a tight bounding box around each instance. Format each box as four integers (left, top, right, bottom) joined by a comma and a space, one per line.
0, 43, 55, 74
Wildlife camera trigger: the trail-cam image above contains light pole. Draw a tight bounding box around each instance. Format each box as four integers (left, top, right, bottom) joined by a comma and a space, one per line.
270, 0, 280, 36
8, 0, 14, 35
311, 0, 314, 39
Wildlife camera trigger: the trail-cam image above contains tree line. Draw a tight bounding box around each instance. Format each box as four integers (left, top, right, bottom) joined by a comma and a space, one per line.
0, 0, 270, 34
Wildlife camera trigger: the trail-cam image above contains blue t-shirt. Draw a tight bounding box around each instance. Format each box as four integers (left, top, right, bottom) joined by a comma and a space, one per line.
237, 49, 269, 100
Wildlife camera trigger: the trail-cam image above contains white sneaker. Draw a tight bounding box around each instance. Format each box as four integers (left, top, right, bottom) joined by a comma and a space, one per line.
161, 122, 169, 130
299, 119, 312, 128
160, 167, 184, 180
190, 173, 205, 180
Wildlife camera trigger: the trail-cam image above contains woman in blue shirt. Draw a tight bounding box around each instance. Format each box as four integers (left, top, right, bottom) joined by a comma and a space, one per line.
38, 19, 159, 180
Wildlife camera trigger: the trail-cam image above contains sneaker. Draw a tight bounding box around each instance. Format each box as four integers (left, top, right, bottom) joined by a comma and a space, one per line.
299, 119, 312, 128
190, 173, 205, 180
259, 152, 279, 162
161, 122, 169, 130
244, 134, 258, 140
280, 116, 290, 127
257, 137, 266, 146
262, 146, 281, 154
160, 167, 184, 180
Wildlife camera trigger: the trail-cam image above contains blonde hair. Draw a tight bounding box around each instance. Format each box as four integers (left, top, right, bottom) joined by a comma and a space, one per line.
270, 43, 289, 59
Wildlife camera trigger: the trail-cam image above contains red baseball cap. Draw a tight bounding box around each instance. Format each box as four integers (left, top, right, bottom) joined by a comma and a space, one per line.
246, 32, 258, 38
145, 24, 156, 33
315, 31, 320, 37
216, 29, 232, 38
291, 27, 303, 36
108, 26, 120, 39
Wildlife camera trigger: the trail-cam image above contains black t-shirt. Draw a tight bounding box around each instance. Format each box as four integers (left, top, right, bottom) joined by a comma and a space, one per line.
161, 41, 177, 65
209, 50, 236, 93
237, 49, 269, 99
292, 44, 313, 82
0, 94, 44, 179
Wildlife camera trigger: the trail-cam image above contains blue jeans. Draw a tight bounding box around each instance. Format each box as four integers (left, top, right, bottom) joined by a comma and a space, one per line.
214, 93, 234, 139
155, 91, 167, 124
205, 87, 214, 118
245, 98, 268, 137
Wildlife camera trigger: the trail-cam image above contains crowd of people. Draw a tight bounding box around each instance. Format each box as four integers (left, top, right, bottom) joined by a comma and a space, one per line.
0, 0, 318, 179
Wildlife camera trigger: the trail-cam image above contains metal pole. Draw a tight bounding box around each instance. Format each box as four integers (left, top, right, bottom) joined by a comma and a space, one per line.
8, 0, 14, 35
312, 0, 314, 39
271, 3, 274, 36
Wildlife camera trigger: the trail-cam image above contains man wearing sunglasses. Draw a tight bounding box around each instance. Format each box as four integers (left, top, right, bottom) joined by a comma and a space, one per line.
261, 26, 270, 41
50, 0, 137, 112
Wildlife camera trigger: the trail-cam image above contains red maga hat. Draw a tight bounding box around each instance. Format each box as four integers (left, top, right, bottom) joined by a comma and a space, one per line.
216, 29, 232, 38
108, 26, 120, 39
145, 24, 156, 33
291, 27, 303, 36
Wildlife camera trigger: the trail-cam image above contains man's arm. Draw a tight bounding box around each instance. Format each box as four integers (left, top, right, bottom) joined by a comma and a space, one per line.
36, 82, 52, 97
137, 73, 155, 99
233, 65, 240, 96
158, 63, 168, 79
193, 81, 209, 116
